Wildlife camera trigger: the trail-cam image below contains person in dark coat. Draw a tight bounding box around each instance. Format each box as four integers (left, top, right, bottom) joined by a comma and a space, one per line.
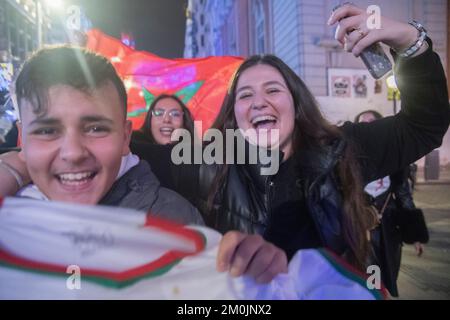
355, 109, 429, 296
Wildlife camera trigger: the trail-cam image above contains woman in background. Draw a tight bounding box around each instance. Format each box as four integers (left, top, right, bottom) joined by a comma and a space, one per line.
132, 94, 195, 145
355, 109, 429, 297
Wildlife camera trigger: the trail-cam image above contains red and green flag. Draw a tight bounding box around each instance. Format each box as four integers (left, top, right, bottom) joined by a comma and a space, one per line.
86, 29, 243, 132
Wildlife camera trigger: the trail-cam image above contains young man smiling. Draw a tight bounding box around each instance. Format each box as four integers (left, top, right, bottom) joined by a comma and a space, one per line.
11, 46, 202, 224
0, 46, 288, 284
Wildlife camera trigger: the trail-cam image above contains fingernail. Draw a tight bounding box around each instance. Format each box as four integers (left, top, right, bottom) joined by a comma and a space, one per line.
230, 267, 240, 277
256, 277, 268, 285
327, 16, 333, 25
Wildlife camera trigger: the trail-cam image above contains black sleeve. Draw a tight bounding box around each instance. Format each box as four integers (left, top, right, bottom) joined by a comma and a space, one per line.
130, 141, 177, 190
342, 38, 450, 183
391, 167, 416, 210
129, 141, 201, 206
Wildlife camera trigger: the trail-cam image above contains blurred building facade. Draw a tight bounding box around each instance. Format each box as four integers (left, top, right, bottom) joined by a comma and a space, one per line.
0, 0, 91, 146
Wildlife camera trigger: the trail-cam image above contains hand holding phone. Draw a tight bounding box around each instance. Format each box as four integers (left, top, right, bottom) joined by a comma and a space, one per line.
359, 43, 392, 79
330, 2, 392, 79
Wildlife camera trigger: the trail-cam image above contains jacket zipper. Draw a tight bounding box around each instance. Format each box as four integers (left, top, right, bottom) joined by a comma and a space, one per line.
265, 177, 274, 224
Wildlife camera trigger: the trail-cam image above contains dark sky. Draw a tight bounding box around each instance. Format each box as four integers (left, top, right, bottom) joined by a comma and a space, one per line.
71, 0, 187, 58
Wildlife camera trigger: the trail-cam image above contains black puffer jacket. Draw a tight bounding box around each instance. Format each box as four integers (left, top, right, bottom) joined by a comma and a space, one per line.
369, 166, 429, 297
188, 140, 349, 259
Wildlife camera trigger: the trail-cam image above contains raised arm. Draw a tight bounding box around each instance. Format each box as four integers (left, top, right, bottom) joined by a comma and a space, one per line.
329, 4, 450, 182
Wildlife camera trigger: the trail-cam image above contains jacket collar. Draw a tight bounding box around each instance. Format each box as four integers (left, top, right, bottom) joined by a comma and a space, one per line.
293, 139, 347, 190
241, 142, 285, 192
100, 161, 160, 206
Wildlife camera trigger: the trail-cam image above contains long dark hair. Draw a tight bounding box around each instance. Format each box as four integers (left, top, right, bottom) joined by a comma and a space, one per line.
208, 54, 376, 269
136, 94, 195, 144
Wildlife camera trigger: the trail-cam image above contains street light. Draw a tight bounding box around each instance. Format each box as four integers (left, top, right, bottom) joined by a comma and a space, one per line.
386, 74, 399, 114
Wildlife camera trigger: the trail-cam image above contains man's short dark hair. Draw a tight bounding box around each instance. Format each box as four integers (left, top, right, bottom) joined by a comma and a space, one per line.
14, 45, 127, 117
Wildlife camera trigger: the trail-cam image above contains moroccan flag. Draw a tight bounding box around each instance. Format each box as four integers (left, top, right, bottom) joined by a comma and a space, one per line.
86, 29, 243, 132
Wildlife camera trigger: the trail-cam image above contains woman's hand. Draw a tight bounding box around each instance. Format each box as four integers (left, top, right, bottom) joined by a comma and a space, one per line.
414, 242, 424, 257
216, 231, 288, 283
0, 151, 30, 196
327, 3, 425, 57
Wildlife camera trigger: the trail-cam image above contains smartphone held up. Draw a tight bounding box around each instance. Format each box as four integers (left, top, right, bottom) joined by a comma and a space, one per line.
359, 43, 392, 79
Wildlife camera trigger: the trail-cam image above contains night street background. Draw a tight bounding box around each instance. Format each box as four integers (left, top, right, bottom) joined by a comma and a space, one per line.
71, 0, 186, 58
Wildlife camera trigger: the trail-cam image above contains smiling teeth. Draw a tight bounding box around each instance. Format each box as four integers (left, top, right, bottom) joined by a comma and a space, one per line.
58, 172, 93, 181
251, 115, 277, 125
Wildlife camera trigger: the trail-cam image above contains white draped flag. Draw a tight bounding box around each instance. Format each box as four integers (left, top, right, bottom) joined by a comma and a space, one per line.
0, 197, 386, 300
